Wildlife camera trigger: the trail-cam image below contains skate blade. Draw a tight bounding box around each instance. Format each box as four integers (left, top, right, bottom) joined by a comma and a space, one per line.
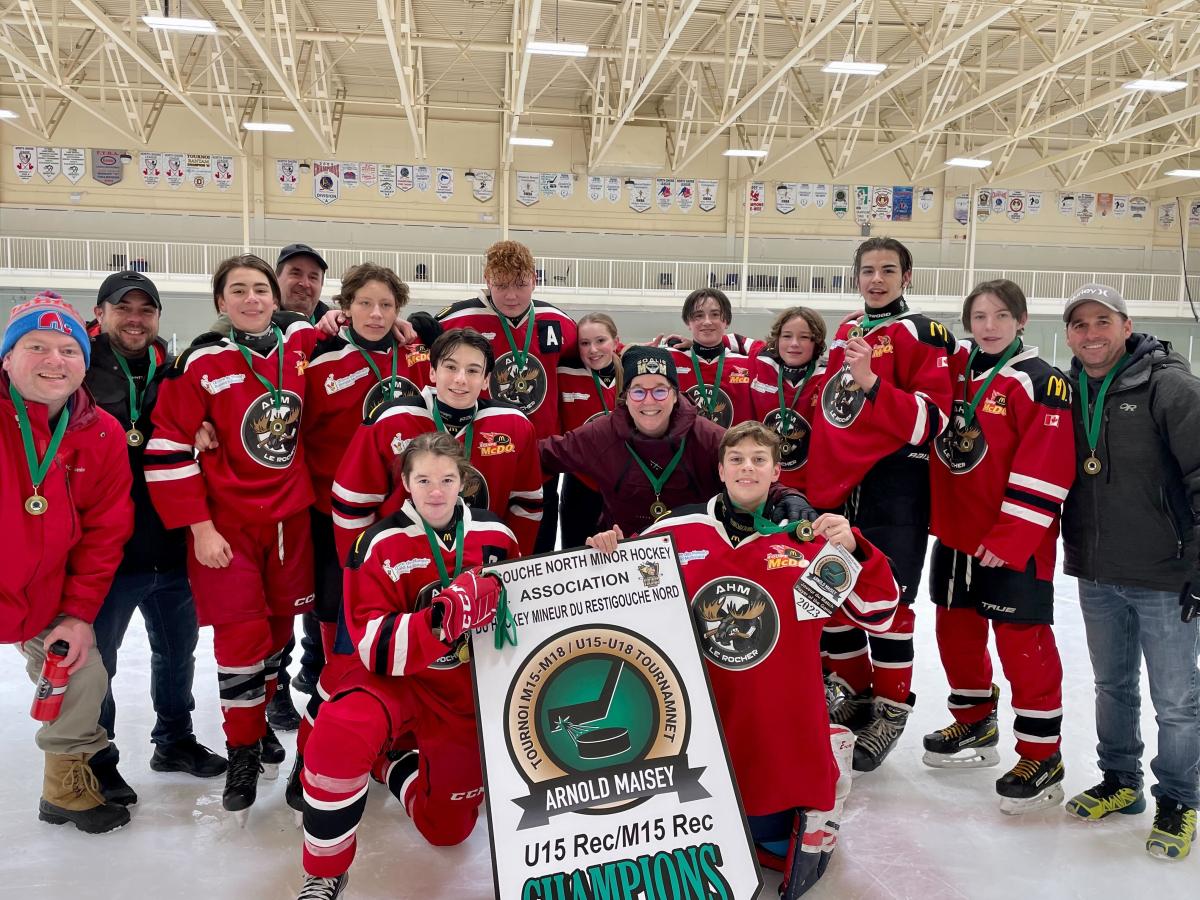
922, 746, 1000, 769
999, 783, 1064, 816
261, 763, 280, 781
232, 808, 250, 829
293, 809, 303, 829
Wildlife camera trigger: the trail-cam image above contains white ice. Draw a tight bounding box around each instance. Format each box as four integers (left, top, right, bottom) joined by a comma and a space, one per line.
2, 551, 1196, 899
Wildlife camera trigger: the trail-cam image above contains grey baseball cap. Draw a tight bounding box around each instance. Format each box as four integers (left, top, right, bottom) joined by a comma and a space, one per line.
1062, 283, 1127, 323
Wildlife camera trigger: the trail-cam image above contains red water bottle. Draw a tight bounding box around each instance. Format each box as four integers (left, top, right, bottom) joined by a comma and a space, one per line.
31, 640, 71, 722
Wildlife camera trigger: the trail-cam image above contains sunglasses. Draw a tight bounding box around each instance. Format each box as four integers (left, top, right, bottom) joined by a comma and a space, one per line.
627, 386, 673, 401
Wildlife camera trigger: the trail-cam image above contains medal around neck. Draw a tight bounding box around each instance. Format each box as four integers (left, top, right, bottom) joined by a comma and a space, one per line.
126, 427, 144, 447
25, 493, 48, 516
1083, 454, 1102, 476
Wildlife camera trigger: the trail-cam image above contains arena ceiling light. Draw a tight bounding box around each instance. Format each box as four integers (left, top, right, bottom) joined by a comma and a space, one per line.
947, 156, 992, 168
244, 122, 295, 132
723, 148, 768, 158
822, 60, 888, 76
1122, 79, 1187, 93
141, 15, 218, 34
1166, 168, 1200, 177
509, 136, 554, 147
528, 41, 590, 57
0, 110, 18, 119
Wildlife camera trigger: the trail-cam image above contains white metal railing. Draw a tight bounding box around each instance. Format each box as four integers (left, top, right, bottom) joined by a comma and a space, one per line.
2, 235, 1197, 307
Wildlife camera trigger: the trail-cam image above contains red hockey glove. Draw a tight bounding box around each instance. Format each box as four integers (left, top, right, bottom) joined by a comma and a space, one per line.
432, 567, 503, 645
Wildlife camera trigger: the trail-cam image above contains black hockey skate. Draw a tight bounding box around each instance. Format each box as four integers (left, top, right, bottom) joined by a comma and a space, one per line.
825, 675, 873, 733
286, 753, 305, 827
267, 686, 302, 732
297, 873, 348, 900
260, 725, 286, 780
223, 743, 264, 827
852, 693, 914, 773
996, 751, 1064, 815
922, 695, 1000, 769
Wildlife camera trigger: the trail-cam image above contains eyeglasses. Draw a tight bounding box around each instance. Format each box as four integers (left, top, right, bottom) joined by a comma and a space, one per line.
627, 386, 673, 401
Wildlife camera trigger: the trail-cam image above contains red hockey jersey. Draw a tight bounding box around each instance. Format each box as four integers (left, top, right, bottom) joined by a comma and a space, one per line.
645, 497, 898, 813
667, 345, 755, 428
303, 329, 429, 515
807, 307, 955, 509
435, 292, 578, 440
930, 340, 1075, 580
331, 389, 543, 560
145, 314, 320, 528
340, 501, 518, 720
557, 363, 617, 434
748, 351, 826, 491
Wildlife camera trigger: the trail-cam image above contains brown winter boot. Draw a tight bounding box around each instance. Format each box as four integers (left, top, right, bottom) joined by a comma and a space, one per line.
38, 752, 131, 834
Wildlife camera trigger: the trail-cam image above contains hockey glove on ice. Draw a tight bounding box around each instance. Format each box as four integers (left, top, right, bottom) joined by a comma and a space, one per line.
432, 567, 503, 645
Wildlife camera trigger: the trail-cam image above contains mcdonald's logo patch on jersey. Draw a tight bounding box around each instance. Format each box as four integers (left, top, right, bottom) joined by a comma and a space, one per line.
1047, 376, 1069, 401
729, 366, 751, 384
871, 336, 894, 358
406, 347, 430, 366
478, 431, 516, 456
766, 544, 807, 570
981, 391, 1007, 416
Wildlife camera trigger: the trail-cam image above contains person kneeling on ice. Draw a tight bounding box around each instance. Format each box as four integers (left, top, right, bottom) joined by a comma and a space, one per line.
296, 432, 519, 900
588, 421, 900, 898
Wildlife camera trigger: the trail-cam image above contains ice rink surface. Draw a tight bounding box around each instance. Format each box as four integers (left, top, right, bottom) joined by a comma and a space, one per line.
2, 551, 1196, 899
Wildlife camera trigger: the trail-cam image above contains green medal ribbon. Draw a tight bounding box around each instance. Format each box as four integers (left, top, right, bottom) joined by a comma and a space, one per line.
346, 330, 399, 401
497, 306, 536, 370
689, 347, 726, 415
113, 349, 158, 432
1079, 353, 1130, 455
9, 381, 70, 500
589, 368, 613, 415
233, 325, 286, 409
421, 513, 465, 589
960, 340, 1022, 430
493, 585, 519, 650
776, 361, 815, 430
430, 401, 476, 464
624, 436, 688, 506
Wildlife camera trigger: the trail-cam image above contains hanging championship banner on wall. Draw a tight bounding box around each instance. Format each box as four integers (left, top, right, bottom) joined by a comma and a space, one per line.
990, 189, 1008, 218
540, 172, 557, 198
277, 159, 299, 194
854, 185, 870, 224
975, 189, 991, 222
587, 176, 603, 202
516, 171, 540, 206
606, 176, 621, 203
1130, 196, 1149, 220
748, 181, 765, 215
1097, 193, 1113, 217
474, 537, 763, 900
62, 148, 86, 184
414, 165, 431, 191
656, 177, 675, 211
871, 186, 893, 221
212, 156, 234, 192
1158, 200, 1177, 228
775, 182, 796, 215
397, 164, 414, 192
1058, 192, 1075, 216
814, 183, 829, 208
1007, 190, 1026, 222
378, 164, 396, 198
1112, 195, 1128, 218
892, 186, 913, 221
139, 151, 161, 187
1076, 191, 1095, 225
833, 185, 849, 218
435, 167, 454, 201
340, 162, 360, 189
697, 179, 718, 212
471, 169, 495, 202
1027, 192, 1042, 215
954, 193, 969, 225
1189, 199, 1200, 227
918, 186, 935, 213
677, 178, 695, 212
13, 146, 35, 183
560, 173, 575, 199
164, 153, 185, 190
796, 182, 811, 208
360, 163, 378, 189
314, 160, 340, 205
186, 154, 211, 190
92, 149, 123, 185
36, 147, 60, 183
628, 178, 652, 213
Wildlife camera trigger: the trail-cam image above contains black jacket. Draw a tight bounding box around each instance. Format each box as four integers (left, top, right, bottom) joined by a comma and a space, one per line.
1061, 333, 1200, 592
86, 334, 188, 574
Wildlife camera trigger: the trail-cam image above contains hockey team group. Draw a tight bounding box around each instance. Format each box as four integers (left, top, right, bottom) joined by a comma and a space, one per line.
3, 234, 1198, 900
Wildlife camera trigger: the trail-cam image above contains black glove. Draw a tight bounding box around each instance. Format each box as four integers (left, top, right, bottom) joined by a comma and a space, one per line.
1181, 582, 1200, 623
771, 490, 819, 525
407, 311, 443, 348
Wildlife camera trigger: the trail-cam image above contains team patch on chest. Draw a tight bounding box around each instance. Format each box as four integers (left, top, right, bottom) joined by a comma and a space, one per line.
241, 390, 303, 468
692, 577, 780, 670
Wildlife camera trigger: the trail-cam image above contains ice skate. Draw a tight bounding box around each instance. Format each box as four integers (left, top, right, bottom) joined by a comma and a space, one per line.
1065, 772, 1146, 820
825, 675, 873, 733
286, 754, 304, 828
297, 873, 348, 900
996, 751, 1064, 815
223, 743, 263, 827
267, 687, 302, 732
260, 725, 286, 780
1146, 798, 1196, 860
922, 712, 1000, 769
852, 693, 914, 772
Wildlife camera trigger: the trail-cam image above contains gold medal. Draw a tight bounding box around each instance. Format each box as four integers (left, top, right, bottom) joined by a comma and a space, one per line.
794, 519, 815, 542
270, 419, 286, 436
126, 427, 144, 447
455, 640, 471, 664
25, 493, 48, 516
1083, 454, 1102, 476
515, 379, 529, 392
848, 325, 864, 340
957, 436, 974, 453
650, 499, 669, 520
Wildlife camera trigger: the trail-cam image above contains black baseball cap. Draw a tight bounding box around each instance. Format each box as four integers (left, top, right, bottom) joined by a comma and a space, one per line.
97, 270, 162, 309
276, 242, 328, 272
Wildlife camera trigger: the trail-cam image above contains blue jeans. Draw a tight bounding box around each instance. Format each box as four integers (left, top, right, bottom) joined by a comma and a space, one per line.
1077, 579, 1200, 808
93, 569, 199, 751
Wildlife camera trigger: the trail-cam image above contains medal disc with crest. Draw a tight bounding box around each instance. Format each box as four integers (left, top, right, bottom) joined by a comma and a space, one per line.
490, 352, 547, 415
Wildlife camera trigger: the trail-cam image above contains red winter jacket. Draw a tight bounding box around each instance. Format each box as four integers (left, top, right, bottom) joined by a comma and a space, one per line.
0, 375, 134, 642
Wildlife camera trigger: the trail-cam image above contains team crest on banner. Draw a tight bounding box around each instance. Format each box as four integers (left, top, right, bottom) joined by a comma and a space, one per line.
1097, 193, 1113, 216
975, 189, 991, 222
1058, 192, 1075, 216
1130, 196, 1149, 220
919, 186, 935, 212
954, 193, 969, 225
276, 159, 299, 194
378, 164, 397, 198
775, 182, 796, 215
871, 186, 892, 221
360, 163, 378, 188
415, 165, 432, 191
92, 149, 123, 185
1007, 191, 1026, 222
13, 146, 36, 183
796, 182, 811, 208
314, 161, 340, 205
606, 176, 621, 203
748, 181, 765, 215
540, 173, 556, 198
341, 162, 360, 189
990, 189, 1008, 217
36, 147, 61, 183
558, 173, 574, 199
397, 164, 414, 192
516, 171, 539, 206
1027, 192, 1042, 215
814, 183, 829, 208
698, 179, 718, 212
628, 178, 652, 213
854, 185, 870, 224
1076, 192, 1095, 225
892, 186, 913, 221
140, 152, 162, 187
833, 185, 849, 218
587, 175, 603, 202
164, 153, 185, 189
1113, 195, 1128, 218
656, 178, 674, 211
62, 148, 86, 184
186, 154, 211, 190
677, 178, 695, 212
212, 156, 234, 192
436, 167, 454, 201
471, 169, 495, 202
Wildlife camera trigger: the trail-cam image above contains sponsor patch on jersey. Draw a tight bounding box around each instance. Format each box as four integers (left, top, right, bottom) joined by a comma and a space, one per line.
240, 390, 303, 468
728, 366, 750, 384
821, 369, 866, 429
491, 352, 547, 415
692, 577, 780, 670
478, 431, 516, 456
325, 367, 371, 394
406, 346, 430, 366
871, 335, 894, 358
981, 391, 1007, 416
294, 352, 308, 375
766, 544, 807, 570
390, 433, 411, 455
382, 557, 431, 581
684, 384, 734, 428
678, 549, 709, 565
201, 372, 246, 395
